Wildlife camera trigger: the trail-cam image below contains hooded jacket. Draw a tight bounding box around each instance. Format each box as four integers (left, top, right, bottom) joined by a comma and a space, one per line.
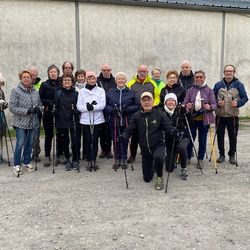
127, 75, 160, 106
213, 77, 248, 117
9, 83, 42, 129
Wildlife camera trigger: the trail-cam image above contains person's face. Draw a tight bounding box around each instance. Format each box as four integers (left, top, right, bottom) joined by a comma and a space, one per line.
101, 65, 112, 78
165, 98, 176, 111
152, 70, 161, 80
87, 76, 96, 85
21, 73, 32, 86
167, 74, 178, 85
0, 82, 4, 88
49, 68, 59, 80
116, 74, 126, 88
141, 96, 153, 112
224, 66, 235, 81
29, 68, 38, 81
181, 63, 191, 76
137, 66, 148, 79
76, 74, 85, 83
62, 77, 73, 89
194, 73, 205, 86
63, 63, 73, 75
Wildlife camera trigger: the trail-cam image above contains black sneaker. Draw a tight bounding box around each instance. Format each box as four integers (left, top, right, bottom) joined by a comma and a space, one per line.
65, 161, 72, 171
72, 161, 80, 170
99, 151, 106, 158
106, 152, 113, 159
217, 155, 225, 163
229, 156, 236, 165
181, 168, 189, 180
112, 162, 121, 169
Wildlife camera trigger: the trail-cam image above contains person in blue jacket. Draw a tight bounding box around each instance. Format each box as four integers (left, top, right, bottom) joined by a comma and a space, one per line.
105, 72, 139, 169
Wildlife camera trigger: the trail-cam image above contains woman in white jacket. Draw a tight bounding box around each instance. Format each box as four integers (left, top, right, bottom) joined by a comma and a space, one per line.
77, 71, 105, 171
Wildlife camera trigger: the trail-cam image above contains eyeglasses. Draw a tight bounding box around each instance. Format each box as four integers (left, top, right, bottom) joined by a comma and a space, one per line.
63, 79, 72, 82
168, 77, 177, 79
224, 70, 234, 73
138, 70, 147, 73
64, 67, 72, 69
102, 69, 111, 72
195, 76, 204, 79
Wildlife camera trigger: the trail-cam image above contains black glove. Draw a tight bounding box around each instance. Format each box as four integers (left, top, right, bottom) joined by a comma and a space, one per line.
86, 102, 94, 111
113, 106, 120, 116
180, 106, 188, 114
72, 109, 79, 115
121, 107, 130, 115
91, 100, 97, 105
117, 135, 125, 143
35, 106, 41, 115
27, 107, 36, 114
172, 129, 185, 142
2, 102, 8, 109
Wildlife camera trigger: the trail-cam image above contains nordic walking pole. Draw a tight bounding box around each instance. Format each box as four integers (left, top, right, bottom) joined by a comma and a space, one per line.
113, 114, 117, 171
2, 110, 14, 153
89, 110, 96, 172
52, 105, 56, 174
71, 104, 80, 172
125, 115, 134, 171
232, 97, 238, 167
116, 112, 129, 189
34, 109, 39, 171
206, 110, 218, 174
184, 114, 203, 176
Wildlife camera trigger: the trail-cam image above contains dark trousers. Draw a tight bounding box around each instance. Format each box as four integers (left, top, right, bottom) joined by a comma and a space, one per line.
130, 133, 139, 159
58, 127, 80, 162
110, 126, 128, 161
142, 144, 165, 182
187, 120, 209, 160
216, 116, 238, 157
43, 115, 63, 158
32, 113, 42, 156
83, 124, 101, 162
166, 137, 190, 172
77, 124, 86, 159
99, 122, 112, 153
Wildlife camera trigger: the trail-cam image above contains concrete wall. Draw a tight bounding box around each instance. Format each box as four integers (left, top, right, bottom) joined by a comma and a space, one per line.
1, 0, 249, 121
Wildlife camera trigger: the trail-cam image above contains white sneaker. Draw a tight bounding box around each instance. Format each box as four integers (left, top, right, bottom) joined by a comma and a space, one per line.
24, 163, 35, 172
13, 165, 22, 176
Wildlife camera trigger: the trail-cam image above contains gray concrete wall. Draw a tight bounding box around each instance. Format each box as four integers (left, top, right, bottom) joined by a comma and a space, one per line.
1, 0, 249, 120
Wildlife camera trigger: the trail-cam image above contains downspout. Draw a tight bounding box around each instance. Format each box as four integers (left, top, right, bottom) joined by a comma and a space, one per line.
75, 0, 81, 70
220, 11, 226, 78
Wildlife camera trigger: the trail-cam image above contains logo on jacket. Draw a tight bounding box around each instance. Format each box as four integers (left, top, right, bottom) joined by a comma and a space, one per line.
151, 119, 157, 124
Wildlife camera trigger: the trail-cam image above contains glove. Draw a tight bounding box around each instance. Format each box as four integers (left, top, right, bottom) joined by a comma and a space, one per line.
27, 107, 36, 114
86, 102, 94, 111
113, 106, 120, 116
91, 100, 97, 105
117, 135, 125, 143
0, 100, 8, 109
35, 106, 41, 115
180, 106, 188, 114
72, 109, 79, 115
121, 107, 130, 115
172, 129, 185, 142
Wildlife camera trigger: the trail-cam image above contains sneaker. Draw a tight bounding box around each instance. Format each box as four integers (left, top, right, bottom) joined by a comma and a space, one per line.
197, 160, 204, 169
155, 177, 164, 190
121, 161, 128, 169
187, 159, 191, 165
24, 163, 35, 172
127, 156, 135, 164
112, 162, 121, 169
32, 154, 41, 162
86, 161, 99, 171
56, 155, 66, 165
65, 160, 72, 171
13, 165, 22, 176
99, 151, 106, 159
0, 157, 8, 163
43, 157, 51, 167
85, 161, 92, 171
94, 161, 99, 170
229, 156, 236, 165
181, 168, 189, 180
106, 152, 113, 159
72, 161, 80, 170
217, 155, 225, 163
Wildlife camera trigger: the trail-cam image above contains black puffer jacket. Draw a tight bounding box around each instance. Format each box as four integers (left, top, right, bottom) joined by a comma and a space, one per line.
39, 78, 62, 116
97, 73, 116, 93
53, 87, 80, 129
178, 71, 194, 92
122, 109, 173, 156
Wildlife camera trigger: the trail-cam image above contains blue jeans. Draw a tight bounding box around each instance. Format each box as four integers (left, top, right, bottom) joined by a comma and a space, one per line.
14, 127, 35, 166
187, 120, 209, 160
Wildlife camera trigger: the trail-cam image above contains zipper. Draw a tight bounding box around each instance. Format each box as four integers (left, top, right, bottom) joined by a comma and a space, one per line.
145, 117, 152, 154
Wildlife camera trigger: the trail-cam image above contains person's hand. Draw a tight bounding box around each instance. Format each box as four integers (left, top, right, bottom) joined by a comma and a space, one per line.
121, 106, 130, 115
218, 100, 225, 107
180, 105, 188, 114
231, 100, 237, 108
86, 103, 94, 111
91, 100, 97, 105
35, 106, 41, 114
113, 106, 120, 116
117, 135, 125, 143
27, 107, 36, 114
186, 103, 193, 109
72, 109, 79, 115
204, 103, 211, 111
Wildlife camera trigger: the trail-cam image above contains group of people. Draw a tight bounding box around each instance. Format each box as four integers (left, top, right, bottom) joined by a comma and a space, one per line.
0, 60, 248, 190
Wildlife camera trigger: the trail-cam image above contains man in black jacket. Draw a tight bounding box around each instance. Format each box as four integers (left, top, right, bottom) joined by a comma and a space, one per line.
97, 63, 116, 159
178, 60, 194, 92
118, 92, 174, 190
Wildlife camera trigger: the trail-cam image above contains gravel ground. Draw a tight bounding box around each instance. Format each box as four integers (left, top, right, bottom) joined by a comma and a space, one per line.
0, 123, 249, 250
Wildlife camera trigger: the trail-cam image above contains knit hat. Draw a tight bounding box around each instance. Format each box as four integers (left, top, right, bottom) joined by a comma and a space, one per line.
86, 71, 97, 80
164, 93, 177, 104
115, 72, 127, 81
0, 73, 5, 83
141, 92, 153, 99
47, 64, 60, 77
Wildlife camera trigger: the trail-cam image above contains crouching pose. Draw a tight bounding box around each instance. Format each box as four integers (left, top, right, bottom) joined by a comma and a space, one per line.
118, 92, 174, 190
164, 93, 193, 180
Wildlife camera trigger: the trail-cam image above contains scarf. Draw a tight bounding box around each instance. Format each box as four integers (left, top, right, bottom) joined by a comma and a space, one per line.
164, 105, 175, 116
